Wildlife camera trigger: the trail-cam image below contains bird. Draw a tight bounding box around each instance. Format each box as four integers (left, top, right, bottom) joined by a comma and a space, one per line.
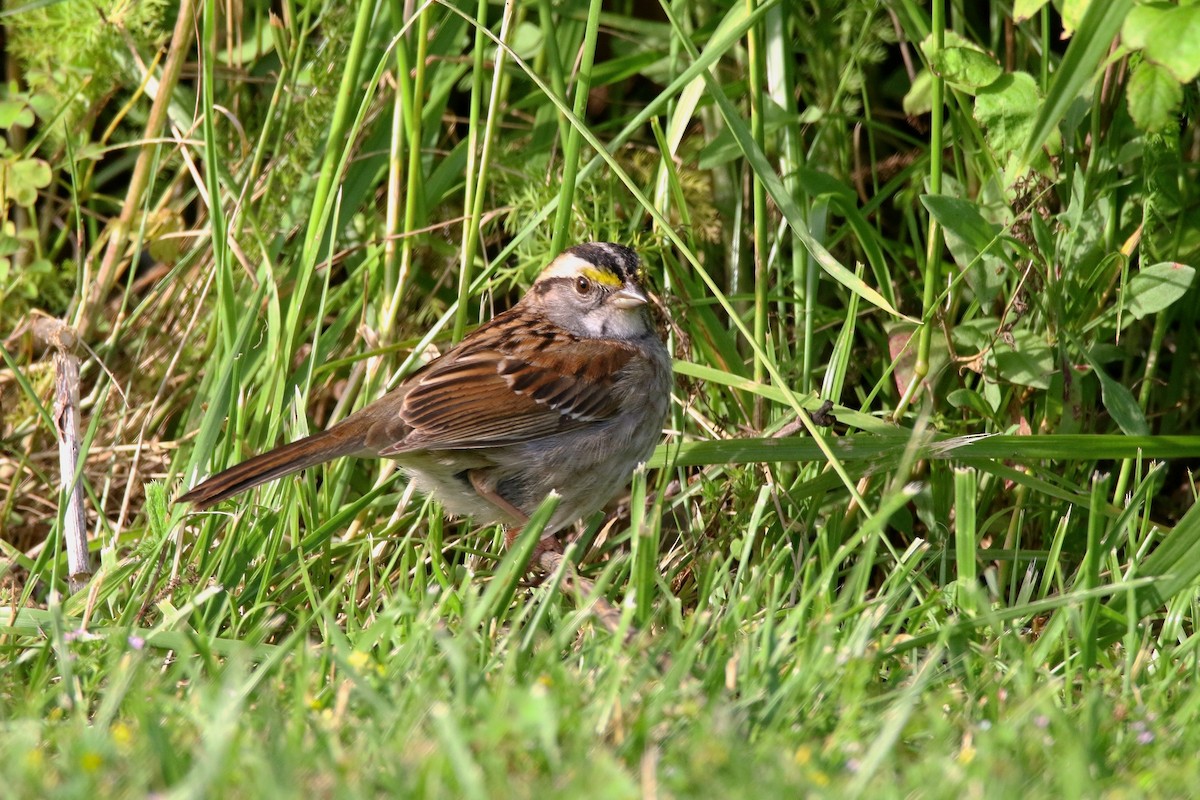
179, 242, 673, 545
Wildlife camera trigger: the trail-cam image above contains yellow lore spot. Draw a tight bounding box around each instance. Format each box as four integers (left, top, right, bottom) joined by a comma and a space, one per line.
580, 266, 623, 288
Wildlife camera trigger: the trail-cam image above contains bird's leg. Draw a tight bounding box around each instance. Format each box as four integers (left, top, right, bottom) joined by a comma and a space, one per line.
467, 470, 527, 527
467, 470, 558, 564
467, 470, 627, 635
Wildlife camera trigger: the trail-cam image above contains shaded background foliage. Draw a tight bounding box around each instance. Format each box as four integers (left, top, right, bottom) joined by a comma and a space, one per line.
2, 0, 1200, 795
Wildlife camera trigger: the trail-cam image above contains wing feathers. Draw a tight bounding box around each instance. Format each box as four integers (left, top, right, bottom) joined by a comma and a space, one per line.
377, 315, 639, 454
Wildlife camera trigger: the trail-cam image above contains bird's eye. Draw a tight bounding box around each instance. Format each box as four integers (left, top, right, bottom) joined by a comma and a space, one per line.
575, 276, 590, 294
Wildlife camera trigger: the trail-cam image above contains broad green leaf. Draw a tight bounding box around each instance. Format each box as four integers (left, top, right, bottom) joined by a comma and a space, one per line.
0, 231, 19, 257
1014, 0, 1052, 23
921, 32, 1003, 91
1125, 262, 1196, 319
903, 68, 934, 116
921, 195, 1008, 305
507, 21, 544, 60
947, 388, 997, 419
1079, 348, 1151, 436
1122, 2, 1200, 83
993, 330, 1055, 390
6, 157, 52, 206
0, 99, 34, 129
1061, 0, 1092, 35
974, 72, 1042, 161
1126, 59, 1183, 133
953, 320, 1054, 389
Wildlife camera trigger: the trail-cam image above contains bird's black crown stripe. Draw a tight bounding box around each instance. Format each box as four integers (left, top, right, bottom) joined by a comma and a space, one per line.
566, 242, 640, 283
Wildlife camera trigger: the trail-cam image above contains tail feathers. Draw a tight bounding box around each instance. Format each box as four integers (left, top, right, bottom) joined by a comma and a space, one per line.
179, 428, 364, 509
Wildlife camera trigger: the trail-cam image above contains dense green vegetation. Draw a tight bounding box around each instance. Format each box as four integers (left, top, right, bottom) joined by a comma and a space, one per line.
3, 0, 1200, 795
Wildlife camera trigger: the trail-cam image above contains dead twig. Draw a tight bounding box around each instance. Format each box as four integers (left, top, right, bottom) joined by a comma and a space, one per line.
31, 317, 92, 593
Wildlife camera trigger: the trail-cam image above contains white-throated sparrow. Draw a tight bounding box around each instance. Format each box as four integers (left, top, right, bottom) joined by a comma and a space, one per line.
180, 242, 672, 542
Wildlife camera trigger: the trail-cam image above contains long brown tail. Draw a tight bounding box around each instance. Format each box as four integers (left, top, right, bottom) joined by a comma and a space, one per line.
179, 425, 367, 509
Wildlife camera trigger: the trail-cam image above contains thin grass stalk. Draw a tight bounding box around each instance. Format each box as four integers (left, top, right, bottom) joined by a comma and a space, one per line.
821, 262, 861, 401
1081, 473, 1109, 671
436, 0, 769, 312
535, 0, 569, 146
549, 0, 603, 254
629, 465, 655, 627
954, 466, 977, 614
999, 471, 1030, 602
848, 645, 945, 793
464, 0, 515, 295
259, 0, 378, 442
302, 0, 376, 264
1114, 310, 1169, 501
199, 0, 235, 360
233, 37, 292, 241
895, 0, 944, 420
652, 3, 880, 510
399, 6, 431, 309
1040, 5, 1051, 88
746, 0, 769, 427
764, 3, 812, 392
660, 6, 899, 320
255, 7, 318, 222
453, 0, 491, 342
383, 0, 413, 318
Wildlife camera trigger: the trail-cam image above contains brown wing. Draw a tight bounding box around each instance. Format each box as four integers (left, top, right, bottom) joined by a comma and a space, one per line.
377, 315, 637, 454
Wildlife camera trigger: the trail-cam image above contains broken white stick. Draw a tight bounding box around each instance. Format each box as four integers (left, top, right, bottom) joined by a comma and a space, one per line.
33, 317, 92, 593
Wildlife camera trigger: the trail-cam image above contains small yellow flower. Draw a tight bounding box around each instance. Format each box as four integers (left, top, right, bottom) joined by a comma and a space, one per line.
80, 751, 103, 773
111, 722, 134, 749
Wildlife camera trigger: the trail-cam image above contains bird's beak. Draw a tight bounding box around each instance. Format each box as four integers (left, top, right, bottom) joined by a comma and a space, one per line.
610, 286, 648, 309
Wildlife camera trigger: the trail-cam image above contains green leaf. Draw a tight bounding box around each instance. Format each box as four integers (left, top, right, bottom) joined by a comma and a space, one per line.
1122, 2, 1200, 83
953, 320, 1054, 390
947, 388, 997, 419
921, 194, 1008, 305
1126, 59, 1184, 133
6, 157, 52, 206
1060, 0, 1093, 35
993, 330, 1055, 390
1078, 348, 1151, 437
0, 99, 34, 129
0, 231, 20, 257
974, 72, 1042, 162
507, 21, 544, 60
903, 68, 934, 116
1124, 262, 1196, 319
921, 32, 1003, 92
1013, 0, 1052, 23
